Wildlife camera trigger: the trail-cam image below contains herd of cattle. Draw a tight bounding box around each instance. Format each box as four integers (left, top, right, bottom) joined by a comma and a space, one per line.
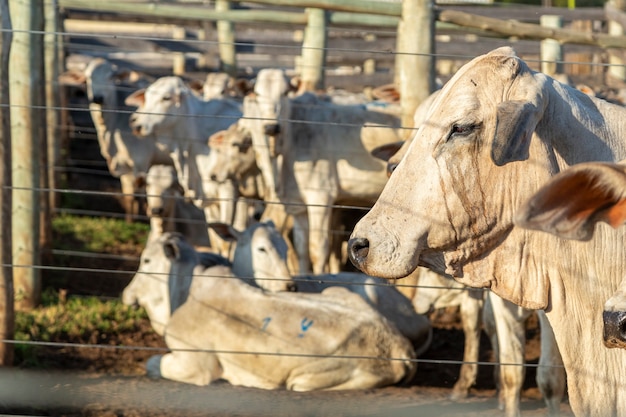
61, 45, 626, 417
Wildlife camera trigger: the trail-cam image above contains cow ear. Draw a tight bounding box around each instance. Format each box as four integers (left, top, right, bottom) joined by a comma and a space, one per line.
163, 239, 181, 261
207, 222, 240, 242
209, 130, 225, 147
516, 163, 626, 240
125, 89, 146, 107
491, 100, 540, 166
59, 70, 86, 86
370, 141, 404, 162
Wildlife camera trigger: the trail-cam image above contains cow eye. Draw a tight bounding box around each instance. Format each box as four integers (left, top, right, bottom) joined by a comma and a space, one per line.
386, 162, 398, 177
448, 123, 478, 141
162, 94, 172, 101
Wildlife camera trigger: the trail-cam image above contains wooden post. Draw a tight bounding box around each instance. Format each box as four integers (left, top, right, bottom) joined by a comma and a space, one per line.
607, 0, 626, 81
396, 0, 435, 137
172, 26, 186, 75
216, 0, 237, 77
540, 15, 563, 76
299, 8, 328, 92
0, 0, 13, 367
42, 0, 59, 271
9, 0, 44, 310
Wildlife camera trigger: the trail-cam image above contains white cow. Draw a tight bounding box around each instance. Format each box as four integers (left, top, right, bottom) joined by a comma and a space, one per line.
517, 160, 626, 350
125, 76, 245, 253
237, 70, 404, 274
123, 221, 295, 335
139, 164, 211, 249
127, 232, 417, 390
61, 58, 174, 221
348, 46, 626, 417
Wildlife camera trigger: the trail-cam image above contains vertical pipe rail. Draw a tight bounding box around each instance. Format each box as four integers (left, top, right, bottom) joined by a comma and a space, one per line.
9, 0, 43, 310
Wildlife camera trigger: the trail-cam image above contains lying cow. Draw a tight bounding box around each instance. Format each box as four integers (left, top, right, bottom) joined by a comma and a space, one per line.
139, 164, 211, 249
60, 58, 174, 221
517, 160, 626, 349
348, 46, 626, 416
128, 232, 417, 390
123, 221, 295, 335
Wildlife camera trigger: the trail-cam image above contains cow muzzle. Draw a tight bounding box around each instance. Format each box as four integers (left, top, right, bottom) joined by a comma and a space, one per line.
603, 310, 626, 349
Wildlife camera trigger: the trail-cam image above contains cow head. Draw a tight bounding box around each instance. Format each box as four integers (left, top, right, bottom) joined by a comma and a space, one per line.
144, 165, 184, 219
206, 123, 256, 184
209, 221, 296, 292
126, 76, 190, 137
516, 160, 626, 348
122, 233, 199, 336
349, 47, 555, 309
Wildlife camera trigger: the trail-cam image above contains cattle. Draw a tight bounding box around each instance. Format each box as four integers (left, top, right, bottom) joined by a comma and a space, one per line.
125, 76, 245, 253
348, 46, 626, 416
60, 58, 174, 221
122, 221, 295, 336
516, 160, 626, 350
236, 69, 404, 274
139, 164, 211, 249
126, 232, 418, 390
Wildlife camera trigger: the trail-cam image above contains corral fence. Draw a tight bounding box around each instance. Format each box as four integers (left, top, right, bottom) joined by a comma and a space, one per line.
0, 0, 624, 413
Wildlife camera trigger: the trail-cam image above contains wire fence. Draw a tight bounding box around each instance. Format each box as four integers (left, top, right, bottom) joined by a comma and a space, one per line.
4, 2, 614, 415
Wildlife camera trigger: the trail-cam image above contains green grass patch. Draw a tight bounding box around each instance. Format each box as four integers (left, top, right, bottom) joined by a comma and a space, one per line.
14, 289, 148, 367
52, 214, 150, 253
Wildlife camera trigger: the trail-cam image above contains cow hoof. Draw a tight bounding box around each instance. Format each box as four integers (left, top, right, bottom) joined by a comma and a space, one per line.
146, 355, 163, 379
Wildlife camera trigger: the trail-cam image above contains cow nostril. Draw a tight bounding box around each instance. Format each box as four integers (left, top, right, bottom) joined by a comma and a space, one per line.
210, 174, 218, 181
287, 282, 297, 292
348, 237, 369, 267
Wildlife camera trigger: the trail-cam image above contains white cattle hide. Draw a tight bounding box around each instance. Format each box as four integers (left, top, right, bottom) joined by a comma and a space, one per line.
295, 272, 432, 352
517, 160, 626, 350
61, 58, 173, 221
348, 46, 626, 416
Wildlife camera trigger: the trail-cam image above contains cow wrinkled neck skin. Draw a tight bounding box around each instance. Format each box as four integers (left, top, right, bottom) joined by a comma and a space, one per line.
349, 46, 626, 417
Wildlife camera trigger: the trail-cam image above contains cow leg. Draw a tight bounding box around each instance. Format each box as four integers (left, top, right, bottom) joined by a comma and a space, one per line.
120, 173, 137, 223
147, 352, 221, 386
488, 292, 529, 417
306, 197, 333, 275
291, 211, 312, 274
536, 310, 565, 416
287, 358, 377, 391
450, 288, 484, 401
